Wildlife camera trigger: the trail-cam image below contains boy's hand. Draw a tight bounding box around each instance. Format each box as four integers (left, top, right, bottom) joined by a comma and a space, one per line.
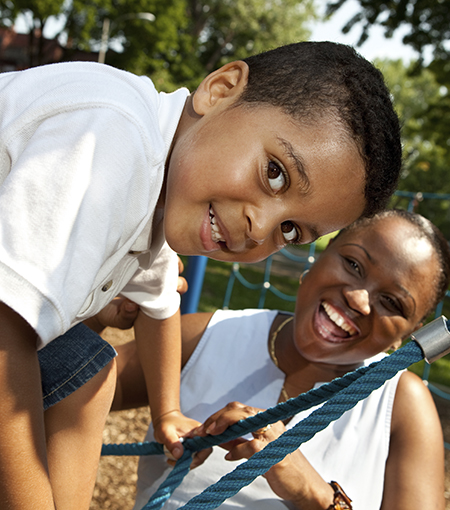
84, 297, 139, 333
152, 409, 201, 463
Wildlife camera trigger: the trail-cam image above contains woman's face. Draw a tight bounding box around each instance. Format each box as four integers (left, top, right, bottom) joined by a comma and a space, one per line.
293, 217, 439, 367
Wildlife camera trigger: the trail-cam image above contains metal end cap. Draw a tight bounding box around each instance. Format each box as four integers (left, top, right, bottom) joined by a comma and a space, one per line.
411, 315, 450, 364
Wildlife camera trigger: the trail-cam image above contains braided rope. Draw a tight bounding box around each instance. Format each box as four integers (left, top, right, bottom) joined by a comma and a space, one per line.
102, 341, 424, 510
176, 341, 423, 510
102, 356, 375, 457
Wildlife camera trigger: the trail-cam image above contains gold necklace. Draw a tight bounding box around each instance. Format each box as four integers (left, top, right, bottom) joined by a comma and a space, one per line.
269, 315, 294, 402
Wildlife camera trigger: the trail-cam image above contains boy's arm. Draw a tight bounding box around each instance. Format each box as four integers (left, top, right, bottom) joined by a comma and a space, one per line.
0, 303, 56, 509
112, 311, 213, 412
133, 310, 199, 459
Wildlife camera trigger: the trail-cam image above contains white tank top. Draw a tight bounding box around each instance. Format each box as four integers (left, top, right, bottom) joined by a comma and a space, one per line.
134, 309, 401, 510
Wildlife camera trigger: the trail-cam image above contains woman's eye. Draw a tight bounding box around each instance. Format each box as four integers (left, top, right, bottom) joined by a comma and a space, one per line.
382, 295, 403, 314
267, 161, 286, 193
345, 258, 361, 274
281, 221, 300, 244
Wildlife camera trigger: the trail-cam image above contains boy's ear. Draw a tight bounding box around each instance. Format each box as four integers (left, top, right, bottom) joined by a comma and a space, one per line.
192, 61, 249, 115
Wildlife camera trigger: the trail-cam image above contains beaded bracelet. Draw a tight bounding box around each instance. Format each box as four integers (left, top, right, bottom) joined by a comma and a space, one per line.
327, 481, 352, 510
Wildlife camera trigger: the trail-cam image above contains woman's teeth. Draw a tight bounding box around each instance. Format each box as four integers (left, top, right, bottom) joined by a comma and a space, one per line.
210, 207, 226, 243
322, 302, 357, 336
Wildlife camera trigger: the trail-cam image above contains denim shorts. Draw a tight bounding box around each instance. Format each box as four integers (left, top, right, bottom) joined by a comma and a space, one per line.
38, 323, 117, 411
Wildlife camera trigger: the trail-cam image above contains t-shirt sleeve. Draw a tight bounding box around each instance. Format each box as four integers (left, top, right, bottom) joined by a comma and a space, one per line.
120, 241, 181, 320
0, 107, 155, 345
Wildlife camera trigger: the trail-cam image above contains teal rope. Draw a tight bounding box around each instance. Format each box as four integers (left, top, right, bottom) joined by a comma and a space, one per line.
177, 341, 423, 510
102, 341, 424, 510
102, 354, 387, 457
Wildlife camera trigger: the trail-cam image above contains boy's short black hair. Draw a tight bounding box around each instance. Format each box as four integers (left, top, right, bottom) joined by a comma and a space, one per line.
337, 209, 450, 319
234, 41, 402, 217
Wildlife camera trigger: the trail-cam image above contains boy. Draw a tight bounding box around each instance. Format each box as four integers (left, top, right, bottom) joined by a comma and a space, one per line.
0, 41, 401, 509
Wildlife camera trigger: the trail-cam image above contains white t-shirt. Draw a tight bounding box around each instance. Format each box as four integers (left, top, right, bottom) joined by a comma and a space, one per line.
0, 61, 189, 347
134, 309, 401, 510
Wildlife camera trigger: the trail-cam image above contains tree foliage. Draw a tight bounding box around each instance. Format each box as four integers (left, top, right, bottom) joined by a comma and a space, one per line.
326, 0, 450, 188
106, 0, 316, 90
326, 0, 450, 68
3, 0, 317, 91
377, 58, 450, 236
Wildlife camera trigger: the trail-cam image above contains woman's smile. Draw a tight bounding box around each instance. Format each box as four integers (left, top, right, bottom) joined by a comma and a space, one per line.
314, 301, 358, 343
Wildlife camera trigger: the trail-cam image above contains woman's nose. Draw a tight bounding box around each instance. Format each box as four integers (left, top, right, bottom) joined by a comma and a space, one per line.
246, 207, 275, 246
344, 288, 371, 316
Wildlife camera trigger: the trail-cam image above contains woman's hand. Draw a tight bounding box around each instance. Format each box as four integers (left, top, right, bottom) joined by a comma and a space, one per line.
190, 401, 334, 509
177, 256, 188, 295
84, 297, 140, 333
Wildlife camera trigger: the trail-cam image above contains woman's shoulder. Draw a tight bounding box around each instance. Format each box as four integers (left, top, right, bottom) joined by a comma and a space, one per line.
392, 370, 442, 434
396, 370, 435, 405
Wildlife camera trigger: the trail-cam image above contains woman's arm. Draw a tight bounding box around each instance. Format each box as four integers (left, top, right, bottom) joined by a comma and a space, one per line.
381, 370, 445, 510
192, 401, 337, 510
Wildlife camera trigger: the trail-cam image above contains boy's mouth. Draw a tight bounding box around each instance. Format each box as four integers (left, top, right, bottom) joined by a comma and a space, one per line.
318, 301, 358, 338
209, 206, 226, 243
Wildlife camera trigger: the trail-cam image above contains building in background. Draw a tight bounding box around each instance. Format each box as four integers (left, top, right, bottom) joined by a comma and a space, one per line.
0, 27, 98, 72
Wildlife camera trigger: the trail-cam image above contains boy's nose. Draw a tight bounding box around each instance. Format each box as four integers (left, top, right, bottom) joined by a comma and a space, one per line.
344, 288, 371, 316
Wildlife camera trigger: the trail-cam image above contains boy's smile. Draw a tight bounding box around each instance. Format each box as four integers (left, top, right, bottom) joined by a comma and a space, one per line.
162, 60, 366, 263
163, 103, 365, 263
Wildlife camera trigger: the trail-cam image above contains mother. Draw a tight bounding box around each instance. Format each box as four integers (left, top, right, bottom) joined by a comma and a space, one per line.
113, 209, 449, 510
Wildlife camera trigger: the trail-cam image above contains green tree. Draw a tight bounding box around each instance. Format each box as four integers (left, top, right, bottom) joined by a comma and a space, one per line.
4, 0, 317, 91
378, 58, 450, 236
107, 0, 317, 91
326, 1, 450, 185
326, 0, 450, 68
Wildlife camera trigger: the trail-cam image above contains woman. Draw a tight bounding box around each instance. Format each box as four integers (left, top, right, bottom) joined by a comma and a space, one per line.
112, 209, 448, 510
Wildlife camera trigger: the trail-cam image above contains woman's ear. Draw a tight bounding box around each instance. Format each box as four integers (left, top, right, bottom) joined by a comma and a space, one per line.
392, 321, 424, 351
192, 61, 249, 116
389, 338, 403, 351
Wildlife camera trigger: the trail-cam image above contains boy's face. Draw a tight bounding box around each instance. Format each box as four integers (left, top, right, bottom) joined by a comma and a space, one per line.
164, 103, 366, 263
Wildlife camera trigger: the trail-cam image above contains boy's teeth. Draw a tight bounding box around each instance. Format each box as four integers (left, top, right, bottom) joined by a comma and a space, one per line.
322, 302, 357, 335
209, 207, 226, 243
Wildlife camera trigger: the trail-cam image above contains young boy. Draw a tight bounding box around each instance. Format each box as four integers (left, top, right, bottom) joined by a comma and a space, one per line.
0, 41, 401, 509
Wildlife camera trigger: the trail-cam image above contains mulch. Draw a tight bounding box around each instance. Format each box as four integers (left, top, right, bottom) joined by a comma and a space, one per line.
90, 327, 450, 510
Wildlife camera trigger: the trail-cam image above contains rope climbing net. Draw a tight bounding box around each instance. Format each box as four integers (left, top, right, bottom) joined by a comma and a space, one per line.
103, 325, 446, 510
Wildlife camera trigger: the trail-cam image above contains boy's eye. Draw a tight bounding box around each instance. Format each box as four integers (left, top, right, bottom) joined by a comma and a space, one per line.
267, 161, 286, 192
281, 221, 300, 244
